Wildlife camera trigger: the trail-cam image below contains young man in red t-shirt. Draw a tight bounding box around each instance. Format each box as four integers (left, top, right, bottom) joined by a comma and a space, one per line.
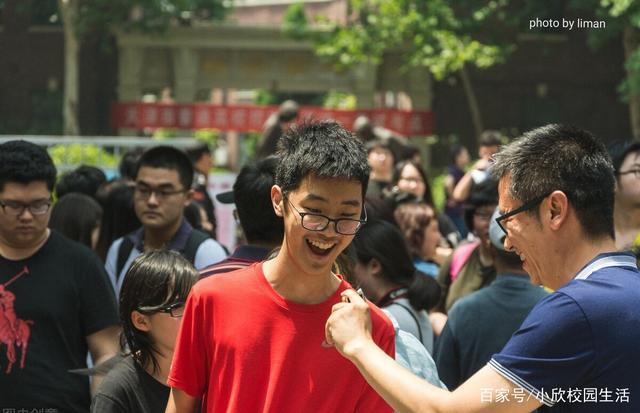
166, 121, 395, 413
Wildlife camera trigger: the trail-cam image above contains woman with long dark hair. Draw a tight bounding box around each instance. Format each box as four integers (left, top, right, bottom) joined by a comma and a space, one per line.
351, 219, 441, 353
91, 250, 198, 412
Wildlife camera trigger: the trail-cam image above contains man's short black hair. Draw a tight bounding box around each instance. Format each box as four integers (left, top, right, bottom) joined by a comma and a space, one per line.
0, 140, 57, 192
276, 121, 370, 198
478, 130, 503, 147
185, 142, 211, 164
492, 124, 615, 240
135, 146, 194, 190
234, 156, 284, 245
56, 165, 106, 199
119, 148, 144, 181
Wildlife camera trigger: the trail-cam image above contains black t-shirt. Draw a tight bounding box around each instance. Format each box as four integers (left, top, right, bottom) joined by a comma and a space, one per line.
0, 230, 119, 412
91, 356, 169, 413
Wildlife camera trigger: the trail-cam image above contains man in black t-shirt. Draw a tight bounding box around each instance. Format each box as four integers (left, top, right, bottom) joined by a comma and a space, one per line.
0, 140, 120, 412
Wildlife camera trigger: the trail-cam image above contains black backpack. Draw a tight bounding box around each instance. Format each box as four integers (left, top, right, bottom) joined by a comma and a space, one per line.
115, 229, 210, 281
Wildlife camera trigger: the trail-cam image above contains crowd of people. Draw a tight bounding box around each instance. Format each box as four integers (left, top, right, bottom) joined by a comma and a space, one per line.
0, 118, 639, 412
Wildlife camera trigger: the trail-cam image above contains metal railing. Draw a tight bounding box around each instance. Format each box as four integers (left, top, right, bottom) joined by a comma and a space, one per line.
0, 135, 202, 174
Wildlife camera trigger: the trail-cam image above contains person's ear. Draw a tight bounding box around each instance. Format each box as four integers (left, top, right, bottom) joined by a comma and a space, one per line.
369, 258, 383, 278
131, 310, 152, 332
184, 189, 194, 206
547, 190, 569, 231
272, 185, 285, 217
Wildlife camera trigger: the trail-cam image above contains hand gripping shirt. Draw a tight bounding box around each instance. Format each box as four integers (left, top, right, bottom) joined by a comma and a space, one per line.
168, 262, 395, 412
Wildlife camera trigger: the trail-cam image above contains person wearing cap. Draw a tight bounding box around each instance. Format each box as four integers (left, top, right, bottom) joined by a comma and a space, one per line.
199, 156, 284, 278
324, 124, 640, 412
434, 207, 548, 390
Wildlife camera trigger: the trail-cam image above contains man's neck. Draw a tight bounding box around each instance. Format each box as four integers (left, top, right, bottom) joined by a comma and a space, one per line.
144, 351, 172, 386
614, 202, 640, 250
143, 220, 182, 251
262, 245, 341, 305
0, 229, 50, 261
554, 236, 618, 289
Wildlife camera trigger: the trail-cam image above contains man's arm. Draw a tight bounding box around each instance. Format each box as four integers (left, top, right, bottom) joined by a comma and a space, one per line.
452, 158, 489, 202
166, 388, 199, 413
327, 290, 542, 413
87, 325, 121, 394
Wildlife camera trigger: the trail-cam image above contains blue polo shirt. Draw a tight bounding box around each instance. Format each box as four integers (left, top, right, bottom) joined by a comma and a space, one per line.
489, 252, 640, 411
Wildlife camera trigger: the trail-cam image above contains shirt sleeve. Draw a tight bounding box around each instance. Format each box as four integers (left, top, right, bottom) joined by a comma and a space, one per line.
489, 292, 596, 407
79, 250, 119, 336
194, 239, 228, 270
167, 283, 210, 398
104, 238, 122, 293
91, 394, 126, 413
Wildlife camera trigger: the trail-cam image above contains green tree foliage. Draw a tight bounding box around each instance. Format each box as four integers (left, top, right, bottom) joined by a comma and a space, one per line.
310, 0, 509, 81
74, 0, 228, 37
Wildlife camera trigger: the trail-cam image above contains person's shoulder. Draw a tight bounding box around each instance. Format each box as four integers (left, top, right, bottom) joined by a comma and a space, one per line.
193, 262, 259, 295
95, 356, 140, 398
368, 300, 395, 333
48, 230, 101, 262
448, 286, 489, 316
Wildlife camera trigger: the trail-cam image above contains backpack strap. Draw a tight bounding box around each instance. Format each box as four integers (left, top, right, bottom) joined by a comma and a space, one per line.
390, 302, 423, 343
116, 237, 135, 281
182, 229, 211, 265
449, 241, 480, 283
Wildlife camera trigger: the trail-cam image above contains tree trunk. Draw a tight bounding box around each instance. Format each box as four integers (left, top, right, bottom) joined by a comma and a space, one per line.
459, 65, 484, 142
59, 0, 80, 136
623, 26, 640, 141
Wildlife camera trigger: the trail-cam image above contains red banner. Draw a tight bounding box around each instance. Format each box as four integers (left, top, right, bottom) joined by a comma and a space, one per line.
111, 102, 434, 136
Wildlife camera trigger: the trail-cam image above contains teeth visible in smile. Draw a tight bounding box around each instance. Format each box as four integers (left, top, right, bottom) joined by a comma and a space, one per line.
309, 239, 335, 250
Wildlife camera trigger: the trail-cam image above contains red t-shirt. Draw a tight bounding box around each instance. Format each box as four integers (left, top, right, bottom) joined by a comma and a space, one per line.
168, 262, 395, 412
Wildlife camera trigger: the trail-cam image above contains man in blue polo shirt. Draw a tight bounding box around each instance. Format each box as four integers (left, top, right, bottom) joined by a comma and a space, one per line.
325, 124, 640, 412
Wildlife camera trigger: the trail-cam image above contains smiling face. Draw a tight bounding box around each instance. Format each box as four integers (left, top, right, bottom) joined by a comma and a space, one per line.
274, 175, 363, 277
498, 177, 548, 286
0, 181, 51, 249
616, 150, 640, 207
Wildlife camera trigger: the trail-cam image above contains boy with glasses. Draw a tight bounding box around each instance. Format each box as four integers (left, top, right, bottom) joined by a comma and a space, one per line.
105, 146, 226, 297
166, 121, 395, 412
0, 140, 120, 412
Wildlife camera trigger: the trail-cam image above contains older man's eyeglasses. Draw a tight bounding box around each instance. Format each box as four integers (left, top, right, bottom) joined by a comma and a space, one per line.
0, 199, 52, 216
495, 192, 550, 235
285, 198, 367, 235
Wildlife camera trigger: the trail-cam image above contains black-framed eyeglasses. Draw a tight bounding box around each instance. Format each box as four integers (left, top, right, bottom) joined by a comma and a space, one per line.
495, 192, 551, 235
0, 199, 52, 216
285, 197, 367, 235
138, 301, 185, 318
134, 184, 186, 201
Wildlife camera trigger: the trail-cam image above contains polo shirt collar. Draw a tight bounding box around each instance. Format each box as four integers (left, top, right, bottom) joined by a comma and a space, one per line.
129, 219, 193, 252
574, 251, 637, 280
